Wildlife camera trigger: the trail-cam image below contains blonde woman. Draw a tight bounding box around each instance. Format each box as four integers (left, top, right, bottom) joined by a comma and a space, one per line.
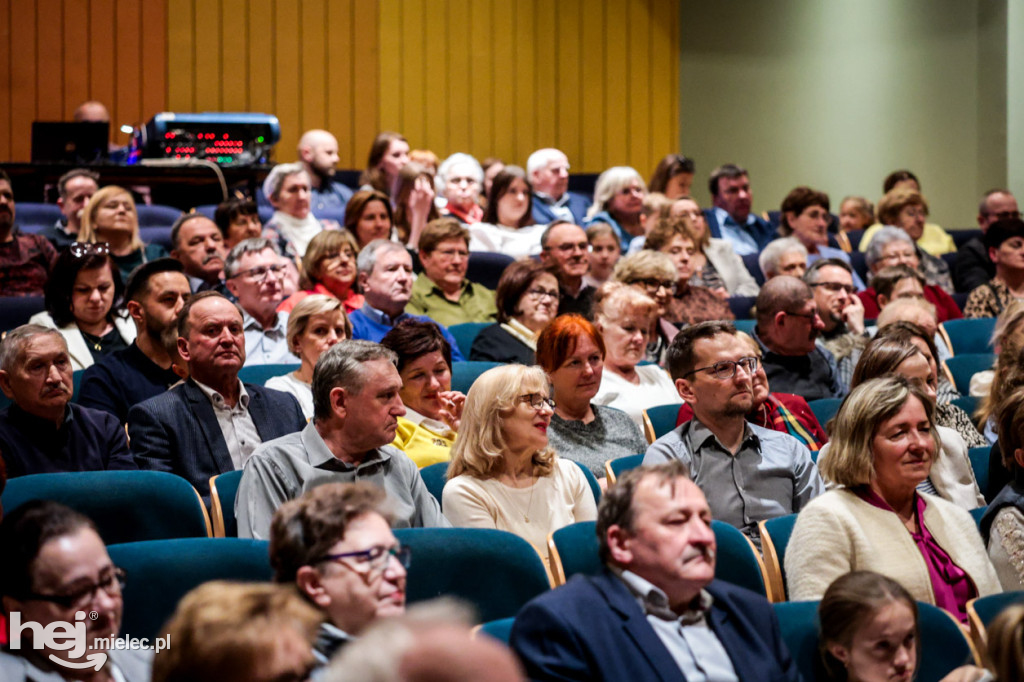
79, 185, 168, 282
442, 364, 597, 578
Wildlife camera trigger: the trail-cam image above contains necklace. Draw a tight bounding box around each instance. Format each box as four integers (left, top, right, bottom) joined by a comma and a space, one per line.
504, 473, 537, 523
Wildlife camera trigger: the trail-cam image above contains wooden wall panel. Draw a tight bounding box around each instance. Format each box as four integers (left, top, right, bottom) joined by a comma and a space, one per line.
0, 0, 11, 157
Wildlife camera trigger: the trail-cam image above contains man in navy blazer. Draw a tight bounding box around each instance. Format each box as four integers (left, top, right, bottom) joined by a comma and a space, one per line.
129, 292, 305, 501
528, 148, 591, 226
510, 460, 799, 682
703, 163, 777, 256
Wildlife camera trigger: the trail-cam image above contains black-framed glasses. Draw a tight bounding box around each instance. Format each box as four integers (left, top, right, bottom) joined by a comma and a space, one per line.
230, 263, 287, 282
810, 282, 856, 295
69, 241, 111, 258
629, 278, 677, 295
22, 567, 126, 610
317, 545, 412, 573
683, 356, 758, 381
525, 288, 559, 301
784, 309, 820, 321
517, 393, 556, 410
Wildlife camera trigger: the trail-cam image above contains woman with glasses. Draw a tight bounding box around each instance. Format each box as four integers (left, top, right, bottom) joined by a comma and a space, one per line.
777, 186, 866, 290
469, 260, 559, 364
860, 228, 961, 321
437, 153, 485, 225
443, 364, 597, 579
261, 163, 342, 260
611, 251, 680, 365
584, 167, 647, 252
277, 230, 364, 314
30, 244, 135, 371
861, 191, 955, 292
468, 166, 545, 260
78, 185, 168, 283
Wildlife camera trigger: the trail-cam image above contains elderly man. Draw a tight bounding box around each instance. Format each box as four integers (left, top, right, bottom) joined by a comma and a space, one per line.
298, 129, 353, 215
169, 213, 230, 295
0, 170, 57, 297
754, 276, 844, 400
758, 236, 808, 281
0, 501, 152, 681
955, 190, 1020, 292
527, 148, 591, 225
236, 340, 449, 539
643, 322, 823, 544
39, 168, 99, 250
539, 220, 594, 318
511, 461, 801, 681
224, 238, 293, 365
804, 259, 867, 390
270, 481, 407, 662
78, 259, 191, 423
704, 163, 776, 256
349, 239, 465, 360
406, 218, 497, 327
0, 325, 135, 477
128, 292, 306, 500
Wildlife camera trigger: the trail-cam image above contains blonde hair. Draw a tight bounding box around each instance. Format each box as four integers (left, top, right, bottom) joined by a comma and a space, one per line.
447, 365, 556, 480
877, 188, 929, 225
586, 166, 646, 220
286, 294, 349, 355
876, 297, 937, 330
987, 603, 1024, 680
79, 185, 144, 251
611, 250, 677, 284
592, 281, 657, 328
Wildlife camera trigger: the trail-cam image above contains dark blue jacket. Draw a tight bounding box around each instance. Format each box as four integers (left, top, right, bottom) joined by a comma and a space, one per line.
531, 192, 592, 226
703, 208, 777, 252
77, 342, 181, 423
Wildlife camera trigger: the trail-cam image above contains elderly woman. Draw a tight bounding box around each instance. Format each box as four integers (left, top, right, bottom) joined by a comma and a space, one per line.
860, 230, 961, 320
443, 364, 597, 578
980, 387, 1024, 590
838, 196, 874, 233
260, 163, 341, 259
758, 237, 808, 281
583, 223, 621, 288
277, 229, 363, 314
860, 194, 955, 293
78, 186, 168, 282
965, 218, 1024, 318
858, 179, 956, 257
214, 197, 263, 249
468, 166, 545, 259
30, 245, 136, 371
592, 282, 679, 429
647, 154, 694, 199
536, 314, 646, 482
343, 189, 396, 250
786, 376, 1000, 621
469, 260, 558, 365
359, 131, 410, 196
778, 186, 865, 290
265, 294, 349, 420
610, 251, 682, 364
437, 153, 485, 225
663, 196, 759, 296
584, 167, 647, 252
391, 162, 438, 249
380, 319, 465, 468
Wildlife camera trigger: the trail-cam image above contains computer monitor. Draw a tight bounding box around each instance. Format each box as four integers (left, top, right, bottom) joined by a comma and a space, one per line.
31, 121, 109, 164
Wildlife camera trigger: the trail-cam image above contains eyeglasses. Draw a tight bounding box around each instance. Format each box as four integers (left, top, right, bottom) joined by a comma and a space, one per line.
433, 247, 469, 260
630, 278, 677, 295
23, 567, 126, 610
683, 356, 758, 380
230, 263, 287, 282
785, 309, 820, 321
526, 288, 559, 301
901, 208, 928, 219
321, 250, 355, 264
517, 393, 556, 410
69, 241, 111, 258
810, 282, 856, 295
317, 545, 412, 574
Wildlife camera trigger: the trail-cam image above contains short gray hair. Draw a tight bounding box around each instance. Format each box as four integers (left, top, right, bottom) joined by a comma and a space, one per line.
526, 148, 568, 177
865, 226, 915, 270
436, 153, 484, 196
261, 162, 308, 202
312, 340, 398, 422
356, 239, 407, 279
224, 238, 280, 278
0, 325, 66, 373
759, 237, 808, 278
803, 258, 852, 285
586, 166, 645, 220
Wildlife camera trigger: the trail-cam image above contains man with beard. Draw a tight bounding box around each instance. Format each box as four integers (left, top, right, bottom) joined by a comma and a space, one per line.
803, 259, 867, 390
224, 238, 294, 365
753, 276, 844, 400
643, 322, 823, 545
78, 259, 192, 423
169, 213, 231, 296
0, 326, 135, 476
539, 221, 595, 318
299, 129, 353, 215
0, 170, 57, 297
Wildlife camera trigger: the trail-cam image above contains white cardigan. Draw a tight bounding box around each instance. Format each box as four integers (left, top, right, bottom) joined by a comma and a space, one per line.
29, 310, 137, 372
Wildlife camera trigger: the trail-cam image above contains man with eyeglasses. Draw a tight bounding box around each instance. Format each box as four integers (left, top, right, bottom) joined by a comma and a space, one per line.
539, 221, 596, 318
407, 218, 498, 327
804, 259, 867, 391
224, 238, 293, 365
0, 500, 152, 681
527, 148, 591, 225
954, 189, 1021, 292
643, 321, 823, 547
0, 169, 58, 297
269, 482, 407, 664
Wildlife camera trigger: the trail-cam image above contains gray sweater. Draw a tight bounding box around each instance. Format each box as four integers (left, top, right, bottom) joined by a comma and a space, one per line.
547, 404, 647, 478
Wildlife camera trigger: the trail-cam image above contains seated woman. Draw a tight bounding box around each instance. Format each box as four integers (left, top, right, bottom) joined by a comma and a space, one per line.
981, 385, 1024, 590
442, 364, 597, 579
30, 244, 136, 371
78, 186, 168, 282
214, 197, 263, 249
988, 604, 1024, 680
863, 215, 954, 301
583, 223, 622, 289
611, 251, 681, 364
261, 163, 341, 258
859, 174, 956, 257
264, 294, 349, 420
380, 319, 464, 468
536, 314, 647, 483
647, 153, 694, 199
838, 196, 875, 233
592, 282, 680, 429
786, 376, 1000, 621
468, 166, 545, 259
277, 229, 363, 314
665, 196, 759, 296
777, 186, 866, 290
343, 190, 396, 250
759, 237, 809, 280
583, 167, 647, 252
391, 162, 439, 250
437, 153, 485, 225
358, 131, 410, 196
469, 260, 558, 365
860, 233, 962, 321
965, 218, 1024, 318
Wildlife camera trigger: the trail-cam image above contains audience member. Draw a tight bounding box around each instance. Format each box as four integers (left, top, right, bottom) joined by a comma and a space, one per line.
584, 166, 647, 251
128, 292, 305, 499
704, 163, 776, 255
261, 162, 341, 258
860, 191, 955, 292
0, 501, 151, 681
759, 236, 809, 280
987, 604, 1024, 680
860, 232, 963, 320
213, 197, 263, 249
584, 223, 621, 288
236, 340, 449, 539
169, 213, 229, 295
754, 276, 844, 400
804, 259, 867, 388
0, 325, 135, 476
528, 148, 590, 225
78, 185, 169, 282
511, 460, 802, 681
224, 238, 293, 365
778, 186, 865, 289
955, 189, 1020, 292
469, 260, 557, 364
964, 218, 1024, 318
77, 258, 190, 423
298, 128, 353, 214
39, 168, 99, 250
612, 251, 681, 364
359, 131, 410, 196
437, 153, 485, 224
278, 228, 364, 314
409, 148, 439, 176
392, 162, 438, 248
540, 221, 594, 317
0, 169, 57, 297
469, 166, 544, 259
837, 195, 874, 233
30, 245, 135, 371
981, 386, 1024, 590
974, 300, 1024, 408
344, 189, 396, 249
407, 218, 497, 326
647, 153, 695, 199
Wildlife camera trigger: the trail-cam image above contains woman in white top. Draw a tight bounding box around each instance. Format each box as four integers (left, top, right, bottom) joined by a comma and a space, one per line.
443, 364, 597, 579
468, 166, 545, 260
592, 282, 679, 430
261, 162, 341, 258
265, 294, 349, 420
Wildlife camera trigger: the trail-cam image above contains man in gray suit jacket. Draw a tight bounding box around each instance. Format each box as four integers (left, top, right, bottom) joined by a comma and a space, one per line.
128, 292, 306, 500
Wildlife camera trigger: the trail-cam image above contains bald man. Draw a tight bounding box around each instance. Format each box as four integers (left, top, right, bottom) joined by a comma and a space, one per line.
298, 129, 353, 215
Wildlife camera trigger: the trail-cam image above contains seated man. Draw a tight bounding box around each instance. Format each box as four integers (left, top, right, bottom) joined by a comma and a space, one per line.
511, 461, 800, 681
349, 239, 465, 361
0, 170, 57, 297
540, 221, 595, 318
804, 259, 867, 390
754, 276, 844, 400
128, 292, 306, 500
0, 500, 151, 681
39, 168, 99, 251
224, 238, 294, 365
236, 339, 449, 539
0, 325, 135, 477
78, 258, 191, 423
643, 322, 823, 544
169, 213, 230, 295
269, 481, 407, 662
955, 189, 1019, 293
298, 129, 354, 215
704, 163, 777, 256
527, 148, 591, 225
406, 217, 498, 327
